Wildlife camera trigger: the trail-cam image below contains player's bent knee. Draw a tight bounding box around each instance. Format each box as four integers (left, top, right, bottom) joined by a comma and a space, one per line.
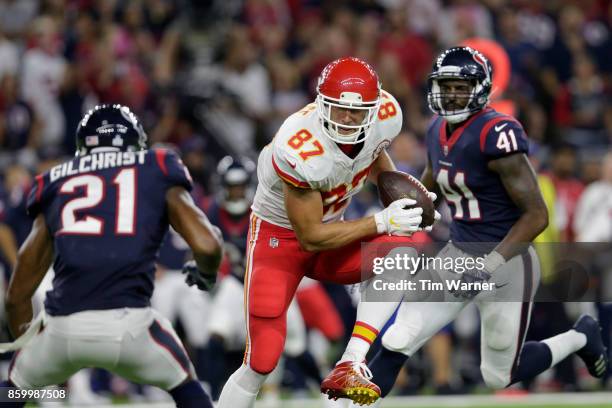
382, 324, 414, 352
481, 365, 510, 390
248, 328, 285, 374
382, 313, 423, 354
249, 353, 282, 375
483, 317, 515, 351
484, 329, 514, 351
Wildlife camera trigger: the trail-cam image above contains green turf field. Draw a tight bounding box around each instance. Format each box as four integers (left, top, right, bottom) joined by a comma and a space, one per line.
66, 392, 612, 408
363, 394, 612, 408
382, 394, 612, 408
25, 392, 612, 407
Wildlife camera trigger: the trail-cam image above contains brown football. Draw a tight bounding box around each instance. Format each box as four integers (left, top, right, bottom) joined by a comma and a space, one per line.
377, 171, 435, 228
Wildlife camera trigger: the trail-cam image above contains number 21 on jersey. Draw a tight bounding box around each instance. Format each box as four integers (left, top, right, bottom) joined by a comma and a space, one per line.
436, 168, 481, 220
59, 168, 136, 235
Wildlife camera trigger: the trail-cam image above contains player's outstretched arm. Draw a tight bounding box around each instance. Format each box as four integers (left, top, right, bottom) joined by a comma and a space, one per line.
5, 214, 53, 338
166, 186, 223, 278
489, 153, 549, 260
283, 182, 379, 252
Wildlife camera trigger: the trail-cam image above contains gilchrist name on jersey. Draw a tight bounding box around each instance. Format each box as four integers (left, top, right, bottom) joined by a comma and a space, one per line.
27, 148, 192, 316
49, 151, 147, 182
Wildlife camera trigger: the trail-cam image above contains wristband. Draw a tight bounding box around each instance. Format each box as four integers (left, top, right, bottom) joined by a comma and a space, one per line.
483, 251, 505, 274
373, 212, 386, 234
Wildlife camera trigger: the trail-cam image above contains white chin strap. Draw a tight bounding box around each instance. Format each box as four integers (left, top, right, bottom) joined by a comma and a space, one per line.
316, 92, 380, 145
445, 111, 472, 124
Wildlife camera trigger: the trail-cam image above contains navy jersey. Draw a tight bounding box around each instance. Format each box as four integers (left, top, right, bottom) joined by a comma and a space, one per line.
6, 185, 34, 246
426, 108, 529, 245
206, 201, 250, 282
27, 148, 192, 316
0, 188, 10, 281
0, 185, 33, 282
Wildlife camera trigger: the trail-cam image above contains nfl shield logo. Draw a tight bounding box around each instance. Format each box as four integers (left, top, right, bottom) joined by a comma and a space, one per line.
443, 145, 449, 156
269, 237, 279, 248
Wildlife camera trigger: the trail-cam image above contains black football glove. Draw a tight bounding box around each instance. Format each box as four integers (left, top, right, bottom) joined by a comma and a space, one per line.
449, 268, 492, 300
182, 260, 217, 291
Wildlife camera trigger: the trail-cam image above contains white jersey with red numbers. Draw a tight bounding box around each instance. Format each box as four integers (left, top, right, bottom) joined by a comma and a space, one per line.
252, 90, 402, 229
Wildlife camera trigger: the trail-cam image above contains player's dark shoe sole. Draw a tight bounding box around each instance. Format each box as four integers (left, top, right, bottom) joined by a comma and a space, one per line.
573, 314, 608, 378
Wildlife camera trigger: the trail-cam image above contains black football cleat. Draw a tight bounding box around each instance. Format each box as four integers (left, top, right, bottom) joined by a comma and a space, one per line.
573, 314, 609, 378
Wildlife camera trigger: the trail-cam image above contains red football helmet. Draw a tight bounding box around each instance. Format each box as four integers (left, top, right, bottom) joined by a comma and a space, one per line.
316, 57, 381, 144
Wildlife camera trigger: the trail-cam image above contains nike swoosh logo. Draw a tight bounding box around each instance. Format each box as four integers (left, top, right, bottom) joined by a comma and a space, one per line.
389, 218, 399, 227
286, 159, 297, 169
494, 123, 508, 132
495, 282, 509, 289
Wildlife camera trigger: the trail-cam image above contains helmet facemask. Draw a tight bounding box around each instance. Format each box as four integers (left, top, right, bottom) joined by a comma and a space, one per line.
216, 156, 255, 217
223, 184, 253, 216
316, 91, 381, 145
427, 48, 492, 124
428, 78, 482, 124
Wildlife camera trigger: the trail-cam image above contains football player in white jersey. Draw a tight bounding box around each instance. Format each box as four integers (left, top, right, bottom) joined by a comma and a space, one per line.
217, 57, 436, 407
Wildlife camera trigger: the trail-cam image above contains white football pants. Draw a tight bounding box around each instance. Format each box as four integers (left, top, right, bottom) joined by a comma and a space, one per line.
10, 308, 195, 390
383, 243, 541, 389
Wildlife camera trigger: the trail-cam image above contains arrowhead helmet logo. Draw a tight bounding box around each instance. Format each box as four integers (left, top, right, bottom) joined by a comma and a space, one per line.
269, 237, 279, 248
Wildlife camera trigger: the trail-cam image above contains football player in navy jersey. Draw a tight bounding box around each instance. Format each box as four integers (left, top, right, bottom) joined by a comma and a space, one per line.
206, 155, 255, 273
205, 156, 254, 399
328, 47, 607, 406
0, 104, 222, 408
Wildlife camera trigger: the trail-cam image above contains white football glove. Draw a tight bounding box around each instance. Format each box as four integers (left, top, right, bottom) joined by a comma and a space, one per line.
483, 250, 505, 274
374, 198, 423, 236
422, 192, 442, 232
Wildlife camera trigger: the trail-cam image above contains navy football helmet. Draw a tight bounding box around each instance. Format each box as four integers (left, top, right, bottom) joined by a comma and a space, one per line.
216, 156, 255, 216
75, 104, 147, 156
427, 46, 492, 124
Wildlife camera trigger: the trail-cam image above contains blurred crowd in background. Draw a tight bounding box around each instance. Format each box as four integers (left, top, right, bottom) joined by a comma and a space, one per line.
0, 0, 611, 404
